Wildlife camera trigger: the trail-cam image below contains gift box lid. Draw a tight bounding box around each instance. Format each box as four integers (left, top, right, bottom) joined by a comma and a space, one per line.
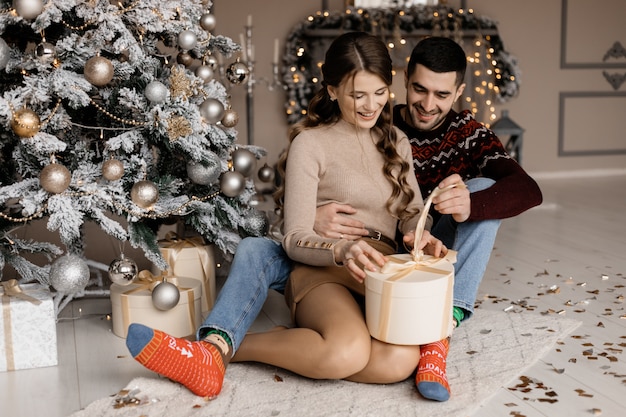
365, 254, 454, 299
110, 276, 201, 309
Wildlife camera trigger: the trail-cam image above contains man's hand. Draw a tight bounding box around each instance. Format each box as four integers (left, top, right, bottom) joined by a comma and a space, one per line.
403, 230, 447, 258
315, 203, 369, 240
431, 174, 471, 223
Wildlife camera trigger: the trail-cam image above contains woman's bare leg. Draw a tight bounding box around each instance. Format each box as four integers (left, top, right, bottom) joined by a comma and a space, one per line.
233, 283, 372, 379
346, 338, 420, 384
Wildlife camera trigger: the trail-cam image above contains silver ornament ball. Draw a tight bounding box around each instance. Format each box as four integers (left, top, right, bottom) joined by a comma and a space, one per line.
145, 80, 168, 104
0, 38, 9, 70
258, 163, 276, 183
221, 108, 239, 128
131, 180, 159, 208
152, 280, 180, 310
108, 255, 138, 286
40, 163, 71, 194
176, 51, 194, 67
187, 158, 221, 185
49, 254, 90, 294
13, 0, 43, 20
226, 61, 250, 85
220, 171, 246, 197
200, 13, 217, 31
199, 98, 224, 124
35, 42, 56, 63
195, 65, 214, 83
205, 55, 218, 70
102, 158, 124, 181
231, 148, 256, 177
84, 56, 114, 86
178, 30, 198, 51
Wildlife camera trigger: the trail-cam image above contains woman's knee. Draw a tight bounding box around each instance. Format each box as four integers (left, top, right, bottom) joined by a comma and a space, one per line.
313, 336, 371, 379
374, 344, 421, 382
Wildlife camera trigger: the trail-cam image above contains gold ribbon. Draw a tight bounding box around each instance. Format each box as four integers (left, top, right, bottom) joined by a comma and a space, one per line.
1, 280, 43, 371
159, 232, 213, 309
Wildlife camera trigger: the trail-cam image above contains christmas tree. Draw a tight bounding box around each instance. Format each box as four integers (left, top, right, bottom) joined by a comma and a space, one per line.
0, 0, 267, 306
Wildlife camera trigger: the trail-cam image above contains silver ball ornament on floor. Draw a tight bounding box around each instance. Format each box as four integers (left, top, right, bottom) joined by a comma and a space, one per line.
145, 80, 168, 104
226, 60, 250, 85
131, 180, 159, 208
84, 56, 114, 86
220, 171, 245, 197
49, 254, 90, 294
108, 255, 138, 286
231, 148, 256, 177
199, 98, 224, 124
151, 280, 180, 310
40, 163, 71, 194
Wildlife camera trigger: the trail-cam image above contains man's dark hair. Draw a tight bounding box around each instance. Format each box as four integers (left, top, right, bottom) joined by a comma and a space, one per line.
407, 37, 467, 86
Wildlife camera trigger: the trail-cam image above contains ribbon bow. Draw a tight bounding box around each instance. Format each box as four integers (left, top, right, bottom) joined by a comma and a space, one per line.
1, 279, 41, 305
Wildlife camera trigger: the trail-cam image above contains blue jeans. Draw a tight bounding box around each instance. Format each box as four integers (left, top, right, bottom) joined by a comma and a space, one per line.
197, 237, 292, 351
430, 178, 501, 318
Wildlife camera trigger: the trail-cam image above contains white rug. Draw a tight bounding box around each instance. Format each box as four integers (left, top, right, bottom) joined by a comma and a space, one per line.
70, 309, 580, 417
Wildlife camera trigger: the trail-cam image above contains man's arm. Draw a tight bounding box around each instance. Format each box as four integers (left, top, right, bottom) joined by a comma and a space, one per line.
314, 203, 369, 239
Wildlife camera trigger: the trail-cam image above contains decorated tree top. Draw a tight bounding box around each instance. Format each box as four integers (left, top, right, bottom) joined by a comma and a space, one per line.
0, 0, 267, 295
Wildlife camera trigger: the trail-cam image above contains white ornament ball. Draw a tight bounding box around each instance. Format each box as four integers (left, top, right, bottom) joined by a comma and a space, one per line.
49, 254, 90, 294
0, 38, 9, 70
200, 13, 217, 31
231, 148, 256, 177
145, 80, 168, 104
108, 255, 138, 286
12, 0, 43, 20
40, 163, 71, 194
178, 30, 198, 51
220, 171, 245, 197
199, 98, 224, 124
195, 65, 214, 83
84, 56, 114, 86
131, 180, 159, 208
187, 158, 221, 185
152, 281, 180, 310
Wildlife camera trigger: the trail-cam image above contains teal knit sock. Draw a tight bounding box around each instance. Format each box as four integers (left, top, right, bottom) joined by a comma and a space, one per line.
453, 307, 465, 327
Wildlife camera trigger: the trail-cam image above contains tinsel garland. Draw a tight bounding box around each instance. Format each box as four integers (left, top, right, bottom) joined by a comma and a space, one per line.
281, 6, 521, 124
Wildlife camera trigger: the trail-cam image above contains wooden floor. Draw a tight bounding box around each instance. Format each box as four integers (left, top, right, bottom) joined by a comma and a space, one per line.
1, 174, 625, 417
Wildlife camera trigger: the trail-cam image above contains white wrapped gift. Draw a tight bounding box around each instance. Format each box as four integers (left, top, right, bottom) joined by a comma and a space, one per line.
0, 280, 58, 372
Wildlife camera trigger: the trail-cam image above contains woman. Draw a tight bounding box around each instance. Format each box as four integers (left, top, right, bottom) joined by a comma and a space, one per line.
232, 32, 446, 387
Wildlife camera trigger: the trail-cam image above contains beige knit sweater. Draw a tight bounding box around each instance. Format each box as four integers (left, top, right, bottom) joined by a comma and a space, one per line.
282, 118, 428, 266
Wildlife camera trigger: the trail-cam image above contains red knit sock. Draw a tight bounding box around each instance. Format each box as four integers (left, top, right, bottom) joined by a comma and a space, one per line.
126, 323, 225, 398
415, 338, 450, 402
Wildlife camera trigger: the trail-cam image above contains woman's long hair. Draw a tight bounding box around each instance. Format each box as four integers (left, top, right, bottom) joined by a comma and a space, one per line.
273, 31, 416, 223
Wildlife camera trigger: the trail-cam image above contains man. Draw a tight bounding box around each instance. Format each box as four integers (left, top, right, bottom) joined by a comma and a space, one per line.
126, 36, 542, 402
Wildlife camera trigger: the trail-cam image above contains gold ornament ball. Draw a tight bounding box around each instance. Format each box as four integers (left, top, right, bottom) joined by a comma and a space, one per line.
200, 13, 217, 31
221, 108, 239, 128
40, 163, 71, 194
10, 107, 40, 138
131, 180, 159, 208
13, 0, 43, 20
102, 159, 124, 181
84, 56, 114, 86
176, 51, 194, 67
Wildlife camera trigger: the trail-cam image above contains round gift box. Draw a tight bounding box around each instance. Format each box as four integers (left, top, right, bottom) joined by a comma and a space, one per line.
365, 254, 454, 345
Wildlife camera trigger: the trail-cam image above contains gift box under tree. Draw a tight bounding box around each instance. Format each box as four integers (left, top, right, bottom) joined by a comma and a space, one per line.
152, 233, 216, 313
1, 280, 58, 372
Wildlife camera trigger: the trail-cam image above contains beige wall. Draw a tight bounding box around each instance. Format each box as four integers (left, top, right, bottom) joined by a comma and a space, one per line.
218, 0, 626, 178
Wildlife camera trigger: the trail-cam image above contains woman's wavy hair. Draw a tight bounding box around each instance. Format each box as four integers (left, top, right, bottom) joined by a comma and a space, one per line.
273, 31, 417, 223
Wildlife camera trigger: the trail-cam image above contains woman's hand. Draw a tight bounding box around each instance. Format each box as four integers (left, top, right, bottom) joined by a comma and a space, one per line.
403, 230, 447, 258
334, 240, 386, 283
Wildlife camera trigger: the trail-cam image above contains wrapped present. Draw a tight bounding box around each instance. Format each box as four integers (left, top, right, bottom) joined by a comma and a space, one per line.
153, 233, 216, 313
110, 272, 201, 339
365, 183, 463, 346
365, 253, 455, 345
1, 280, 58, 372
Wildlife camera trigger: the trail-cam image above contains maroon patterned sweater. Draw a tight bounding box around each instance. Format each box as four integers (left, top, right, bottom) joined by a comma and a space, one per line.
393, 105, 543, 223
